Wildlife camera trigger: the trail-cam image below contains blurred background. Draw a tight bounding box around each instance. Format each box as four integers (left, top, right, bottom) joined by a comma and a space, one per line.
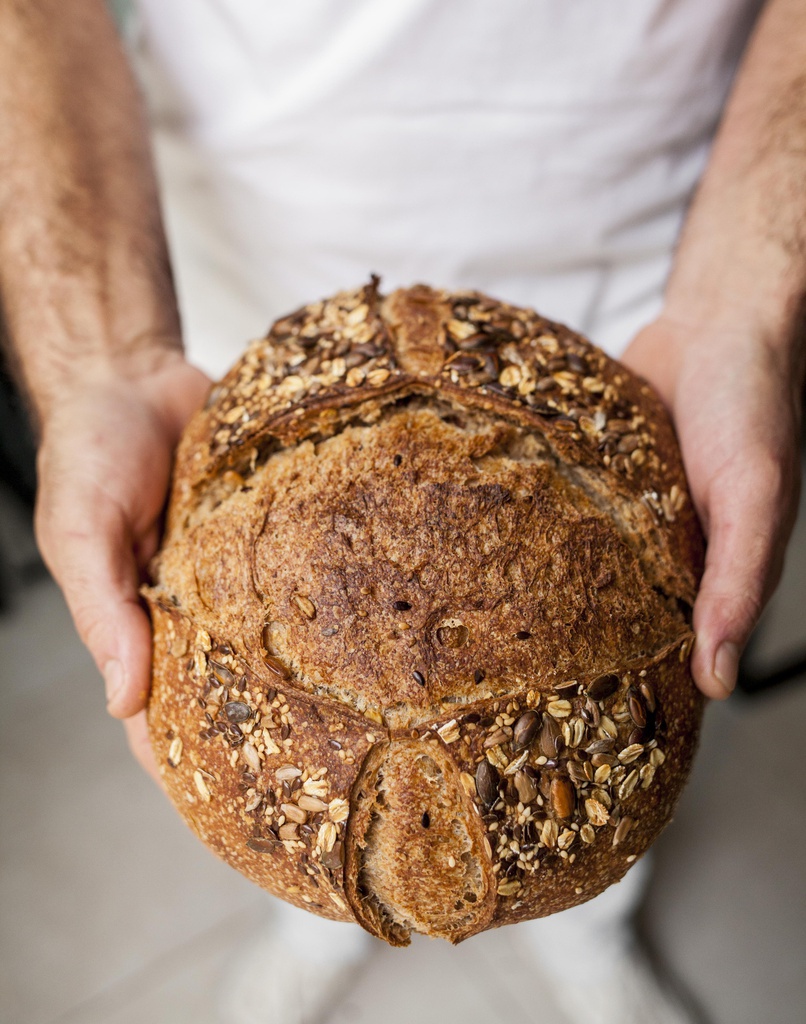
1, 3, 805, 1023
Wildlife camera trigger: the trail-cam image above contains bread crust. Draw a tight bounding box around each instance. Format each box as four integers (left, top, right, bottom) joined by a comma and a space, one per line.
146, 280, 705, 945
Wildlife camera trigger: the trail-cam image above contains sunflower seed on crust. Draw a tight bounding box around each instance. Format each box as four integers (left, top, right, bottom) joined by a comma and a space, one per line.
613, 816, 635, 846
193, 770, 211, 802
168, 737, 183, 767
242, 742, 261, 773
550, 778, 575, 819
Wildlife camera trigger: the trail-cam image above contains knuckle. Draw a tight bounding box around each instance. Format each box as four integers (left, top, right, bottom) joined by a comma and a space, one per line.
746, 443, 797, 506
696, 586, 764, 642
71, 603, 109, 656
730, 590, 764, 634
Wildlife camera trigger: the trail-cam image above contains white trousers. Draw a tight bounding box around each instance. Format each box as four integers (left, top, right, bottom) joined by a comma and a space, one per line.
268, 855, 650, 964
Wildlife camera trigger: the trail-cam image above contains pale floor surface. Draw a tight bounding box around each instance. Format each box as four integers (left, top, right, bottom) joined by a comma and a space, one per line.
1, 480, 805, 1024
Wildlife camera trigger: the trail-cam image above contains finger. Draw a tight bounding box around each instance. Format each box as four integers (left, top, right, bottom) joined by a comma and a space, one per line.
690, 449, 795, 699
123, 712, 163, 787
35, 473, 153, 719
134, 521, 163, 576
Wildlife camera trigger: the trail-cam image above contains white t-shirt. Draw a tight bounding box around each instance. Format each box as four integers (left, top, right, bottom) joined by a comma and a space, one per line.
132, 0, 763, 377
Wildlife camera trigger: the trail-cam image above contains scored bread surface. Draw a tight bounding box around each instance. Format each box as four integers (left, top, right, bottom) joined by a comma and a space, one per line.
146, 279, 705, 945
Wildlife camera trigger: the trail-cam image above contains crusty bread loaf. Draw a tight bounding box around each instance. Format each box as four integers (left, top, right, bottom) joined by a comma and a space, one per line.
145, 279, 705, 945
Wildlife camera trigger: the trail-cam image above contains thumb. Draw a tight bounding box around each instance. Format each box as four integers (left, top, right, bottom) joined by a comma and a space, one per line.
690, 449, 793, 699
124, 711, 162, 786
35, 477, 153, 718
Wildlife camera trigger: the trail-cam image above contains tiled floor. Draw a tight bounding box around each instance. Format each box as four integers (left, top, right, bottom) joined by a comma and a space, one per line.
1, 469, 805, 1024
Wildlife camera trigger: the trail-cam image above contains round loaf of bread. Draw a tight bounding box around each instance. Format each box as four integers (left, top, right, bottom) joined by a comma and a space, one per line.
145, 279, 705, 945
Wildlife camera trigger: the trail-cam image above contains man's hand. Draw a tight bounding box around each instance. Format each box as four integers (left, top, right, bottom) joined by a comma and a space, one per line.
34, 353, 210, 778
622, 316, 802, 700
0, 2, 206, 779
618, 0, 806, 700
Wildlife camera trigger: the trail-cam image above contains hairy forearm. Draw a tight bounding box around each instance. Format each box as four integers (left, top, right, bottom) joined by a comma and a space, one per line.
0, 0, 180, 426
665, 0, 806, 364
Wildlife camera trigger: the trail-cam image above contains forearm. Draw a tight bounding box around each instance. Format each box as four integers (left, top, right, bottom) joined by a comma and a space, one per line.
0, 0, 181, 427
664, 0, 806, 369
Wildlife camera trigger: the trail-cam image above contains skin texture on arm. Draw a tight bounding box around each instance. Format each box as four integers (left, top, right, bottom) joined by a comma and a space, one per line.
622, 0, 806, 700
0, 0, 210, 777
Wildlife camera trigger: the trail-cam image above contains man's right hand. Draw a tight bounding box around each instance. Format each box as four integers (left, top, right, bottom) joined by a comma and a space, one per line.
34, 352, 210, 779
0, 2, 210, 781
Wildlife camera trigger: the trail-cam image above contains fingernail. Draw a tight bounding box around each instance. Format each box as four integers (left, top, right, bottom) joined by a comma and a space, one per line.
713, 642, 739, 697
103, 659, 124, 705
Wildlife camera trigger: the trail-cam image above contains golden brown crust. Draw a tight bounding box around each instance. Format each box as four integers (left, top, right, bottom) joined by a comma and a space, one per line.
147, 280, 705, 945
168, 281, 702, 600
147, 602, 376, 921
346, 737, 496, 945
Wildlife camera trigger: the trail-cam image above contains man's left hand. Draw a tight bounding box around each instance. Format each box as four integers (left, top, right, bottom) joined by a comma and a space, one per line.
622, 314, 802, 700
